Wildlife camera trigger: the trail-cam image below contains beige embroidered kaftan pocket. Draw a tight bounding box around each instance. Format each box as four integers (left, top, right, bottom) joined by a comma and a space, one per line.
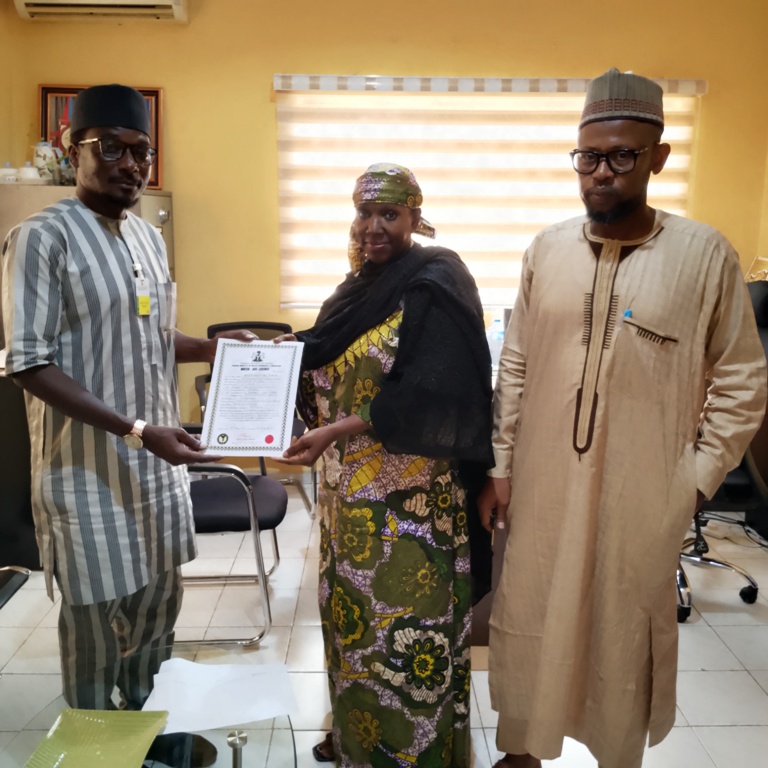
612, 317, 680, 403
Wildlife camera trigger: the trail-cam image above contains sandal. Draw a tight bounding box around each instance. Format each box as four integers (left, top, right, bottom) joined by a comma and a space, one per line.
312, 732, 335, 763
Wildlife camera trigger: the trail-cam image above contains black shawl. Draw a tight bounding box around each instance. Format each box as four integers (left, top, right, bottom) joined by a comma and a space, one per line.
296, 243, 494, 602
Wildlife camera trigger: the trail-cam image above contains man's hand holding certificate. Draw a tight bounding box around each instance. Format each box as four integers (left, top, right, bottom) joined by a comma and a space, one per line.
200, 339, 304, 456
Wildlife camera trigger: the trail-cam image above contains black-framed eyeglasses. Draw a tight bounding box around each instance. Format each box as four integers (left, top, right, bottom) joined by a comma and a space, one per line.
569, 146, 651, 175
78, 137, 157, 166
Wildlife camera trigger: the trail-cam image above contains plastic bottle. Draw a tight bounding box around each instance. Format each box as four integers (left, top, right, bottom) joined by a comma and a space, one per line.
486, 317, 505, 369
18, 161, 40, 181
0, 161, 17, 183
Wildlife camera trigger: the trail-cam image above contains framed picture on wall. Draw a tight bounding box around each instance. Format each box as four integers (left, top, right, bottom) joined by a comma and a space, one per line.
39, 85, 163, 189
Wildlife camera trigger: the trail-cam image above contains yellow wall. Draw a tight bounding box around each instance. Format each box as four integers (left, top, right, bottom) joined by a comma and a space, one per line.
2, 0, 768, 417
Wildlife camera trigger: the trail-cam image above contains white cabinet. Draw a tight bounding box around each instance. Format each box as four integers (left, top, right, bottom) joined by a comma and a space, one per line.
0, 186, 175, 277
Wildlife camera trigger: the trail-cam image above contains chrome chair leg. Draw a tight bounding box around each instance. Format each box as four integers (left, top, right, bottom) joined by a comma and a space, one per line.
677, 509, 760, 622
263, 529, 281, 578
679, 551, 759, 603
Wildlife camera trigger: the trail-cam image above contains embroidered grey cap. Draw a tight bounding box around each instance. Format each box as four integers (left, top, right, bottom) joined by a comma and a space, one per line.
579, 68, 664, 128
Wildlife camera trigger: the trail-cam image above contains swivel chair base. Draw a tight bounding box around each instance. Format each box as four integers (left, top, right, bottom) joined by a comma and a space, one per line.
677, 534, 758, 623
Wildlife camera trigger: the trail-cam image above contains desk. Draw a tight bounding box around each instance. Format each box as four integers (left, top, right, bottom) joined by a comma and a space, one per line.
21, 638, 299, 767
144, 642, 298, 767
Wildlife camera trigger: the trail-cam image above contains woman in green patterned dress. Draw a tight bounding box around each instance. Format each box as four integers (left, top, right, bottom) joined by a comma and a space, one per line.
280, 164, 493, 767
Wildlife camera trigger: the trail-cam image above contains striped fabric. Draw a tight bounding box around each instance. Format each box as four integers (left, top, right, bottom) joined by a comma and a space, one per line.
273, 76, 702, 309
1, 197, 195, 606
58, 566, 182, 709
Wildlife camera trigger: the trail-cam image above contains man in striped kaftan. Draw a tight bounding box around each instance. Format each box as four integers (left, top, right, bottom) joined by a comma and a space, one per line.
1, 85, 251, 719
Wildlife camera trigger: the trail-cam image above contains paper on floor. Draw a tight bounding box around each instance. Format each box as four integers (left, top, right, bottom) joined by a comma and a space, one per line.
142, 658, 298, 734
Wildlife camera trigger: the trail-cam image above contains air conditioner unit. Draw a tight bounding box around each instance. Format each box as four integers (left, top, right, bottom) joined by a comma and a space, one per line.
14, 0, 188, 22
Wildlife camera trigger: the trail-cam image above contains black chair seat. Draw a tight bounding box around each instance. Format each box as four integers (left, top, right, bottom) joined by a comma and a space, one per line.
707, 465, 760, 506
722, 466, 751, 488
718, 468, 754, 502
190, 474, 287, 533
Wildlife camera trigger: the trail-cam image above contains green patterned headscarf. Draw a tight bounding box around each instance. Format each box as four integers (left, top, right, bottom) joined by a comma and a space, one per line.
349, 163, 436, 271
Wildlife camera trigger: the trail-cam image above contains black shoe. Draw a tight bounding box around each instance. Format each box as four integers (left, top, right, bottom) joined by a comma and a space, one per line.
312, 732, 335, 763
144, 733, 217, 768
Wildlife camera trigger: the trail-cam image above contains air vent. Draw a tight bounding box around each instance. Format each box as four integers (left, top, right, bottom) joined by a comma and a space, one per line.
14, 0, 188, 22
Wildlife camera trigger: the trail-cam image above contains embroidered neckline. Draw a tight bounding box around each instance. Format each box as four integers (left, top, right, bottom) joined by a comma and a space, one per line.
582, 215, 663, 248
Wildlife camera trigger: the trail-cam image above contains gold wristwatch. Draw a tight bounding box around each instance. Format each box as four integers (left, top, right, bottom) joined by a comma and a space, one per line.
123, 419, 147, 449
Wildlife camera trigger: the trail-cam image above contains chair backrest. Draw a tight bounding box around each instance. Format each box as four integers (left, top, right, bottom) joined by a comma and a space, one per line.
207, 321, 292, 341
706, 281, 768, 533
746, 282, 768, 492
748, 280, 768, 326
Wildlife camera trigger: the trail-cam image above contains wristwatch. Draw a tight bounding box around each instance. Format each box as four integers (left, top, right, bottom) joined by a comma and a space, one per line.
123, 419, 147, 449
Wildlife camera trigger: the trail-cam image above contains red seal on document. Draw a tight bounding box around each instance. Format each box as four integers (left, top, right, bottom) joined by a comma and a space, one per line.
265, 434, 274, 444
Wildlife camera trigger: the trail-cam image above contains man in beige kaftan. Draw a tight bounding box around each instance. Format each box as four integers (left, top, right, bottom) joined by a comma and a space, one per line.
479, 69, 767, 768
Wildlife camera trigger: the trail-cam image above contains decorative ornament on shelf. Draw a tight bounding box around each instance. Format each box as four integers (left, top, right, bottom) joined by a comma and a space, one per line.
745, 255, 768, 283
32, 140, 59, 180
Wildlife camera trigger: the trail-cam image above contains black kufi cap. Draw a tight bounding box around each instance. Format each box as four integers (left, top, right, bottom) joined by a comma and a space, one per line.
71, 84, 150, 136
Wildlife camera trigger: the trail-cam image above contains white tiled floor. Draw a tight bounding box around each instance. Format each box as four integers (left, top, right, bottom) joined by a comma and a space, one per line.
2, 497, 768, 767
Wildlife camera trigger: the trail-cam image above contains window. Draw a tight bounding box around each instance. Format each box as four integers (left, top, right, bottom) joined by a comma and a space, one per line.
275, 75, 704, 309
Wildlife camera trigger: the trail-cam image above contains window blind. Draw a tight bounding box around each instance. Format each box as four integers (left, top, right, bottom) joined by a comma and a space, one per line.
275, 75, 704, 309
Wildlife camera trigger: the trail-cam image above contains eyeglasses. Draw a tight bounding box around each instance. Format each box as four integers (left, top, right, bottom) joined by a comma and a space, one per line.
569, 146, 651, 175
78, 137, 158, 166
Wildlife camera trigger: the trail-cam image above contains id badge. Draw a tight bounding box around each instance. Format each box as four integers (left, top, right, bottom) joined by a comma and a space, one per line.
136, 277, 151, 316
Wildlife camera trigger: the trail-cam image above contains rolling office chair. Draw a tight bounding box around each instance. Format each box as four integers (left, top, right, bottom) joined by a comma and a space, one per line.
195, 321, 316, 515
0, 566, 30, 612
676, 280, 768, 622
1, 566, 31, 683
677, 505, 761, 623
0, 376, 40, 569
180, 463, 289, 647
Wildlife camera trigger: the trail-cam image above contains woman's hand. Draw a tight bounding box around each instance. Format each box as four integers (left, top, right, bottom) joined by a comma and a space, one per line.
273, 334, 297, 344
279, 415, 367, 466
279, 425, 336, 466
478, 476, 511, 533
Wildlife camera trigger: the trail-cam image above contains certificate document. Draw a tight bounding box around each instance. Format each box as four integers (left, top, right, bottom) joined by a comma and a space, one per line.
201, 340, 304, 456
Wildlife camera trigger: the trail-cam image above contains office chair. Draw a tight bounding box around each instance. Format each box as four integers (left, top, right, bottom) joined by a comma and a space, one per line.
179, 463, 288, 647
677, 504, 761, 623
676, 280, 768, 622
0, 566, 30, 611
0, 566, 31, 683
0, 376, 40, 568
195, 321, 316, 515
